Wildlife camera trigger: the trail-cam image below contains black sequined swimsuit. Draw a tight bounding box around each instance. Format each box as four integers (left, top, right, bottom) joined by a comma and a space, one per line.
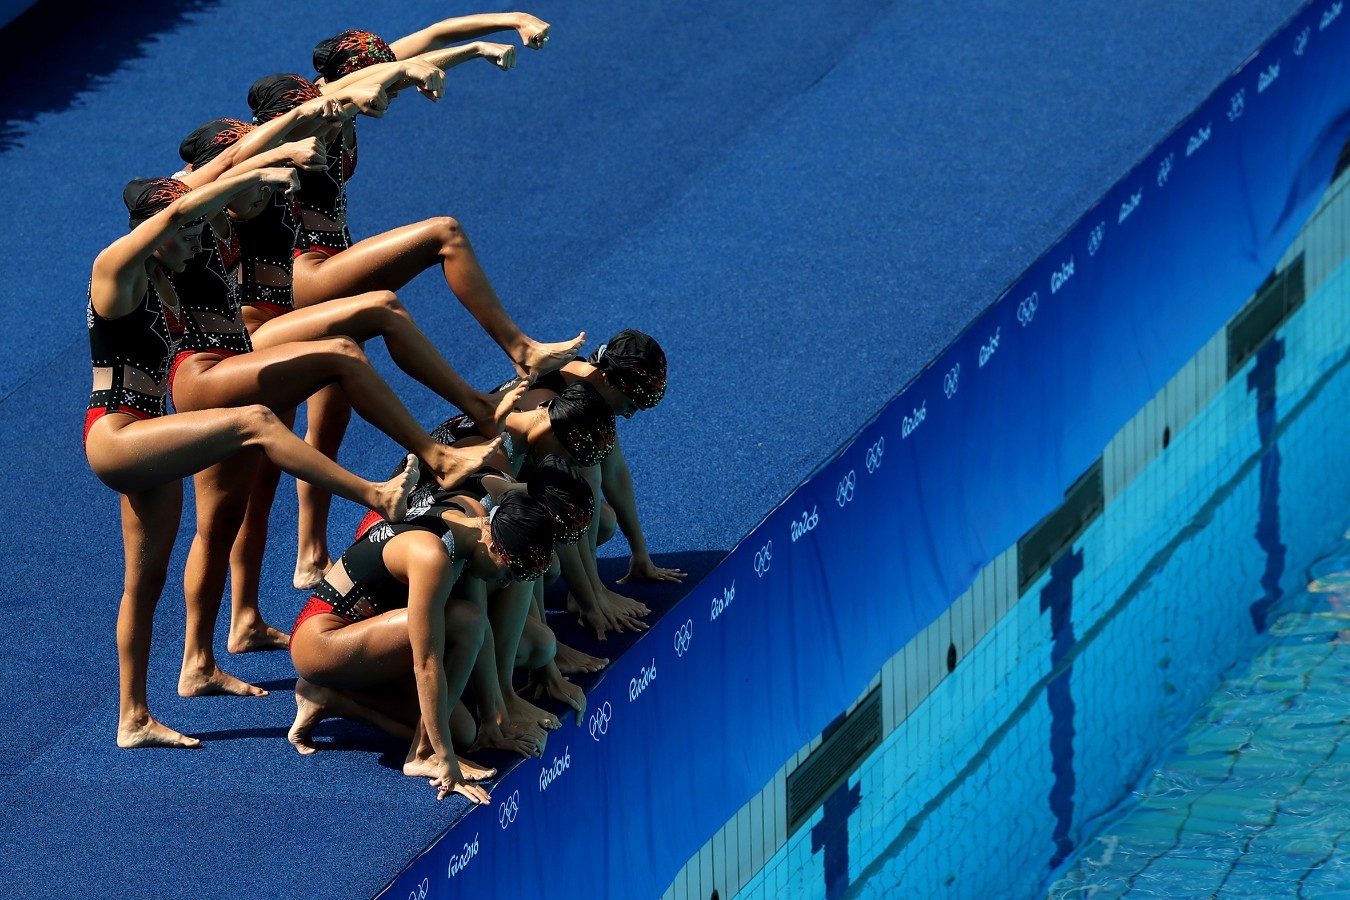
86, 279, 184, 445
235, 190, 303, 315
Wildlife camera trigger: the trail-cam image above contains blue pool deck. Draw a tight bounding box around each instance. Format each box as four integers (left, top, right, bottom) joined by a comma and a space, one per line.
0, 0, 1333, 897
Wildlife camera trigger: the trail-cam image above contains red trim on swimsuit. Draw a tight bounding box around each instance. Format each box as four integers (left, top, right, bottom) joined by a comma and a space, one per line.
83, 405, 154, 448
241, 300, 291, 318
354, 509, 384, 541
289, 597, 354, 649
294, 245, 340, 260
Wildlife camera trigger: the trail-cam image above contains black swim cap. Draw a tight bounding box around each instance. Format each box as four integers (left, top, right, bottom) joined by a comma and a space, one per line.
247, 73, 321, 124
123, 177, 191, 229
313, 30, 396, 82
526, 454, 595, 545
590, 329, 667, 409
546, 381, 617, 468
489, 490, 555, 581
178, 118, 254, 169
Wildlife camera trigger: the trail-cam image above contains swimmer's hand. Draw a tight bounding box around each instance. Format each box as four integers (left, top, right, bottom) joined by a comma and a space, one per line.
530, 663, 586, 726
280, 137, 327, 172
430, 757, 490, 804
618, 552, 687, 585
345, 83, 390, 118
514, 14, 550, 50
578, 595, 647, 640
398, 58, 445, 102
477, 41, 517, 71
256, 167, 301, 195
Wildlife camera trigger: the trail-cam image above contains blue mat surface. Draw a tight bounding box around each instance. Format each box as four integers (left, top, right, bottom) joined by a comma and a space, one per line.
0, 0, 1310, 896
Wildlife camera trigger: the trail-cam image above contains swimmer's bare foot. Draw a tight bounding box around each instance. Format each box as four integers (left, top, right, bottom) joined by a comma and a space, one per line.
403, 749, 496, 782
511, 333, 586, 381
554, 634, 609, 674
426, 438, 503, 491
605, 588, 651, 619
227, 616, 290, 654
529, 663, 587, 725
117, 712, 202, 749
506, 694, 561, 731
372, 455, 420, 523
471, 719, 545, 759
292, 554, 331, 591
569, 591, 646, 639
466, 382, 527, 438
178, 664, 267, 698
289, 678, 413, 754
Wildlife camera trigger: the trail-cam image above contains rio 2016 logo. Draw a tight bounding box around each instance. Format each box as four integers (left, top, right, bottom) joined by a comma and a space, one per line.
628, 659, 657, 702
790, 506, 819, 542
447, 835, 480, 878
710, 582, 736, 621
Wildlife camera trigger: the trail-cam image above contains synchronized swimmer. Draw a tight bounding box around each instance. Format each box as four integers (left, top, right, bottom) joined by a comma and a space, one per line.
83, 10, 681, 803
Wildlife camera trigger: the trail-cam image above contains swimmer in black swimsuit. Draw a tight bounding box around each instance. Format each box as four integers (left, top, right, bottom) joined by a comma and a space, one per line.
352, 454, 594, 722
490, 331, 682, 660
149, 151, 516, 698
288, 491, 555, 803
86, 174, 424, 749
181, 112, 527, 589
275, 31, 584, 584
429, 380, 647, 654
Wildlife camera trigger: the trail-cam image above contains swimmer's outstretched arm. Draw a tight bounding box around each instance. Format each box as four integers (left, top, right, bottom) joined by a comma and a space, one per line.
602, 440, 687, 584
323, 55, 451, 103
181, 85, 385, 188
92, 168, 300, 318
405, 570, 473, 799
387, 12, 551, 58
186, 137, 329, 190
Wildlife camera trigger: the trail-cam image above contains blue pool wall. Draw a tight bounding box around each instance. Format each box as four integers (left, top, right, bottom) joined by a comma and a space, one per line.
384, 5, 1350, 898
731, 177, 1350, 898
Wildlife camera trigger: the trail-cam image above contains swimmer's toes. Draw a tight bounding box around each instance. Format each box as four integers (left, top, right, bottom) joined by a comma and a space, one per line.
178, 667, 268, 698
117, 717, 202, 750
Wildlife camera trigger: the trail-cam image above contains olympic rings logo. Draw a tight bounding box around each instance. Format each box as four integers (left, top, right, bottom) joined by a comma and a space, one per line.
674, 619, 694, 656
588, 702, 612, 741
836, 470, 856, 507
408, 878, 430, 900
754, 540, 773, 578
1017, 291, 1039, 327
865, 437, 884, 474
498, 791, 520, 829
943, 363, 960, 399
1088, 222, 1105, 257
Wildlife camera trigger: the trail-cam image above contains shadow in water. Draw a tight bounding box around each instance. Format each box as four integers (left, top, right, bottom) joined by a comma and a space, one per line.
0, 0, 223, 153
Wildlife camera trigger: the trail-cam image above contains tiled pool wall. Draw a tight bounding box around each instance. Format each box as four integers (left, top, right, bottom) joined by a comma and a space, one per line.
656, 151, 1350, 900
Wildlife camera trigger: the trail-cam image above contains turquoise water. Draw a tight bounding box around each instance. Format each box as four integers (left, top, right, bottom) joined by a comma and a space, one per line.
1045, 541, 1350, 898
735, 182, 1350, 899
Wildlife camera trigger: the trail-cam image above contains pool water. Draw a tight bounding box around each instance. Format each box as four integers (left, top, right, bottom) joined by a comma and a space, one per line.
1045, 540, 1350, 898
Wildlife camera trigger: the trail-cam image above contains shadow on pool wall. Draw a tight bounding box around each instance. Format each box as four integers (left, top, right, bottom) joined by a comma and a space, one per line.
381, 4, 1350, 899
